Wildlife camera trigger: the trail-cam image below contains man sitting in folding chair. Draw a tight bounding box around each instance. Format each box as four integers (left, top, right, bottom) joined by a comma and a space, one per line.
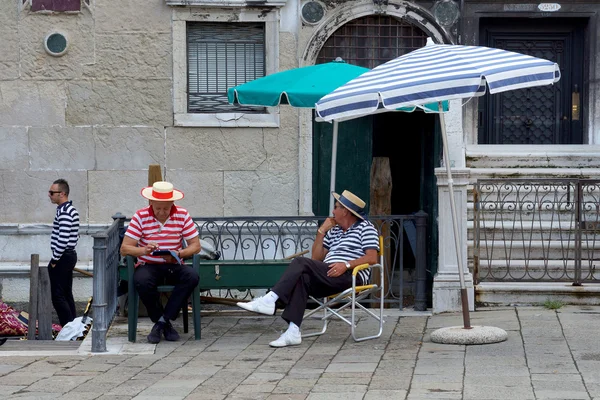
237, 190, 380, 347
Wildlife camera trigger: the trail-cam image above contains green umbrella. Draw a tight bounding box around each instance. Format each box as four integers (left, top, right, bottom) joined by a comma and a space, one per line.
228, 59, 369, 108
228, 59, 447, 212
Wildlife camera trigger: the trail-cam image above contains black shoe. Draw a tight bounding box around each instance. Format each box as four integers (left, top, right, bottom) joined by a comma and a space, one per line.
163, 321, 180, 341
147, 321, 164, 344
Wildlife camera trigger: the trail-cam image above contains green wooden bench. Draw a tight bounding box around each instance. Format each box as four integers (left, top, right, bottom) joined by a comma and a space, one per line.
125, 255, 291, 341
193, 258, 291, 339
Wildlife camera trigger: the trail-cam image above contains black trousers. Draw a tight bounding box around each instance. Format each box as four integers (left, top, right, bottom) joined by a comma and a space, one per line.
48, 250, 77, 327
271, 257, 356, 327
133, 263, 199, 323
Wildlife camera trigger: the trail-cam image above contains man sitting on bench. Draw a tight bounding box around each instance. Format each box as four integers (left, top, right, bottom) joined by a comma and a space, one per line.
120, 181, 200, 344
237, 190, 379, 347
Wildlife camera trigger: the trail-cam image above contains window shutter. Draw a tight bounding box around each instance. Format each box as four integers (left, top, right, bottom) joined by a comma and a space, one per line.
187, 22, 266, 113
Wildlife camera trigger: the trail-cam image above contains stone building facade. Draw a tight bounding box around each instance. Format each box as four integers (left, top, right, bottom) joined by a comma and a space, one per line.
1, 0, 600, 312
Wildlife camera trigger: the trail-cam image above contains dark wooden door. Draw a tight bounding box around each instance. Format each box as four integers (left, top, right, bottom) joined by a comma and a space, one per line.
312, 116, 373, 217
478, 18, 586, 144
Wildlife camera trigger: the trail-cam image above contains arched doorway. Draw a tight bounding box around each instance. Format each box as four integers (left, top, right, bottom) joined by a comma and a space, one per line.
312, 15, 440, 216
311, 14, 442, 297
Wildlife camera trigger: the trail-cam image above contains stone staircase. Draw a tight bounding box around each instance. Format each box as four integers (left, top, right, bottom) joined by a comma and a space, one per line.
465, 145, 600, 306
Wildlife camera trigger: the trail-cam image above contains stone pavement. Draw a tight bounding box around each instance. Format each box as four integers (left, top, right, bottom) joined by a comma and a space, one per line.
0, 305, 599, 399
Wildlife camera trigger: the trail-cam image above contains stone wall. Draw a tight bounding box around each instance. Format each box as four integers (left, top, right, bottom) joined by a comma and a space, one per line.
0, 0, 299, 226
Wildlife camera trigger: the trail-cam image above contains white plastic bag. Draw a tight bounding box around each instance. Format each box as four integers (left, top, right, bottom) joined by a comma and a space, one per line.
55, 316, 92, 341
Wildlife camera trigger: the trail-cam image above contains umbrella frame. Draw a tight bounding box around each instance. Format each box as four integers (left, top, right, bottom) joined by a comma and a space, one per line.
317, 41, 561, 329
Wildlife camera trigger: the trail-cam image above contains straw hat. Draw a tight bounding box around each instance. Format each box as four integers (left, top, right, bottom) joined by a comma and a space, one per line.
141, 181, 184, 202
332, 190, 366, 220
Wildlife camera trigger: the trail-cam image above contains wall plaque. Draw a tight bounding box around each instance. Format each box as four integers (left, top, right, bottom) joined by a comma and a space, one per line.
503, 4, 536, 12
538, 3, 561, 12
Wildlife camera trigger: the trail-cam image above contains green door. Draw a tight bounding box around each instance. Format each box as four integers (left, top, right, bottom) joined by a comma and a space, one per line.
312, 116, 373, 217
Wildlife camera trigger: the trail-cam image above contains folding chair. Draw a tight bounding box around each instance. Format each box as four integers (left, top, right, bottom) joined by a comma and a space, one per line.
302, 236, 385, 342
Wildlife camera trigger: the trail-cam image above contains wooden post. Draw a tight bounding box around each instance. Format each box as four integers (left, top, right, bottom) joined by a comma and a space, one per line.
148, 164, 163, 205
28, 254, 40, 340
37, 265, 53, 340
148, 164, 163, 186
370, 157, 392, 307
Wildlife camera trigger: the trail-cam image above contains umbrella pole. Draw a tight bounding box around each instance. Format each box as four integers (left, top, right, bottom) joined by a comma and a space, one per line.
438, 102, 471, 329
329, 121, 339, 212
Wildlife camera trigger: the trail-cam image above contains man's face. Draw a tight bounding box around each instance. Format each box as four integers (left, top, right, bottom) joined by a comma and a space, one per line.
332, 201, 346, 222
151, 201, 174, 221
48, 184, 63, 204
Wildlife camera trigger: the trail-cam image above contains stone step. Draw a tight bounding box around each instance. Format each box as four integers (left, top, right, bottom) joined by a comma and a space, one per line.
475, 281, 600, 306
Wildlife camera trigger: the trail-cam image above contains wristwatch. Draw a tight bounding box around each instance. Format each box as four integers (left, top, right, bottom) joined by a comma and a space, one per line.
344, 261, 351, 270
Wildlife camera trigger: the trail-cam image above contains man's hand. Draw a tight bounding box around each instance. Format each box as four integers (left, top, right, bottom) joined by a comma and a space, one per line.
327, 262, 348, 278
318, 217, 336, 235
144, 242, 159, 255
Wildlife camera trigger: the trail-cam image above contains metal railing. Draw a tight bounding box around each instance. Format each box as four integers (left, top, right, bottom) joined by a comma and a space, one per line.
474, 179, 600, 284
91, 213, 125, 353
193, 213, 428, 310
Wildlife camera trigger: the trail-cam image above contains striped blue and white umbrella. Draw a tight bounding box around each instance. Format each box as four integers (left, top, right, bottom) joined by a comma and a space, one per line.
316, 40, 561, 330
316, 39, 561, 121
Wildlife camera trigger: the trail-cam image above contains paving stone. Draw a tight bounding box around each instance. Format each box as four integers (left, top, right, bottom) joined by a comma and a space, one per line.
0, 365, 21, 375
0, 385, 26, 395
311, 382, 368, 393
364, 390, 408, 399
58, 393, 102, 400
306, 393, 365, 400
231, 383, 277, 393
408, 388, 463, 399
369, 376, 411, 390
266, 394, 308, 400
2, 308, 600, 400
324, 363, 378, 373
27, 375, 94, 393
463, 385, 535, 399
184, 393, 227, 400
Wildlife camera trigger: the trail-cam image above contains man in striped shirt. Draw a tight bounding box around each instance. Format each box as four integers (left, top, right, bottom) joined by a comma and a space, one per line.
120, 181, 200, 344
237, 190, 379, 347
48, 178, 80, 327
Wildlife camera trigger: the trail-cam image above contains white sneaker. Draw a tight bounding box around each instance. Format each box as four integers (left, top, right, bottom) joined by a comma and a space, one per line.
269, 330, 302, 348
236, 297, 275, 316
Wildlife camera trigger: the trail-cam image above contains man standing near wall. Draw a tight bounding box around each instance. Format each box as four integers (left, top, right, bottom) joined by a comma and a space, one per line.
48, 179, 80, 327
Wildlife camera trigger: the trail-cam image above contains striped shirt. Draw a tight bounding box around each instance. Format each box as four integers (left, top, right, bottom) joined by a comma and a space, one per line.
51, 200, 79, 261
323, 220, 380, 284
125, 205, 198, 264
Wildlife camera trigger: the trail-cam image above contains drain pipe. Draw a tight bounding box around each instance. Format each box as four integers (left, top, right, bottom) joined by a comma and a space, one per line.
458, 0, 465, 44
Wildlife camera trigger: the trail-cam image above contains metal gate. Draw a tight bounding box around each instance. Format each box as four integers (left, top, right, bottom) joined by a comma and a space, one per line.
474, 179, 600, 284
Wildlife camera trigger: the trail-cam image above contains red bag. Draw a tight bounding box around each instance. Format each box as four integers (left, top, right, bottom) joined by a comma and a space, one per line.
0, 302, 62, 337
0, 302, 28, 336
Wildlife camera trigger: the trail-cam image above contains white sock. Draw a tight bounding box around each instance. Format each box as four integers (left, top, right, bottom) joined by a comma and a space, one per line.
287, 321, 300, 335
264, 291, 279, 304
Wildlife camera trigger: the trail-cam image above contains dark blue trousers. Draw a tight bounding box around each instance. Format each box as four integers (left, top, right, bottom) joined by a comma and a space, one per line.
48, 250, 77, 327
133, 263, 199, 323
271, 257, 355, 327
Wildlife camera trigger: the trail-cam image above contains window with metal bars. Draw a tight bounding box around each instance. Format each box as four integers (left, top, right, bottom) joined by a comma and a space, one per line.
316, 15, 428, 69
187, 22, 266, 113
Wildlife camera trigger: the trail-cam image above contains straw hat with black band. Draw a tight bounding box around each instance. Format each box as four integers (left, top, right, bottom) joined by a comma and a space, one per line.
332, 190, 366, 220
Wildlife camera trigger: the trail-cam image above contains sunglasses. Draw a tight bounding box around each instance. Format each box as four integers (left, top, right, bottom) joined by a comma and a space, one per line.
48, 191, 62, 195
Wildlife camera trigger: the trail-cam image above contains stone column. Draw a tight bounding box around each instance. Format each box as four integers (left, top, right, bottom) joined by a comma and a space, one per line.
433, 168, 474, 313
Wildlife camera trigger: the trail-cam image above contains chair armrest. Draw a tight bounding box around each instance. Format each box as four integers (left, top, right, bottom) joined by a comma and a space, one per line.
351, 262, 382, 276
192, 253, 201, 275
126, 255, 135, 281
